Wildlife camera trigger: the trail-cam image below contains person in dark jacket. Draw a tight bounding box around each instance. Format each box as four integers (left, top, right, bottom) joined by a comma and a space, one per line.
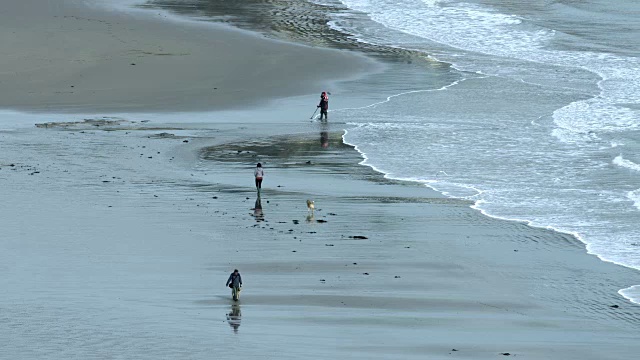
317, 92, 329, 120
226, 269, 243, 301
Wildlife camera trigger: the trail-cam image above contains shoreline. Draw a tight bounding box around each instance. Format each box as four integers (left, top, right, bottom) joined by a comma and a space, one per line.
343, 122, 640, 288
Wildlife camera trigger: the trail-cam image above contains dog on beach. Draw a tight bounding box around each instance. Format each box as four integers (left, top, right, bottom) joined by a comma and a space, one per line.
306, 199, 315, 214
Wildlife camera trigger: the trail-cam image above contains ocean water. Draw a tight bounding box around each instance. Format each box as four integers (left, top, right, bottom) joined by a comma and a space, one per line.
316, 0, 640, 303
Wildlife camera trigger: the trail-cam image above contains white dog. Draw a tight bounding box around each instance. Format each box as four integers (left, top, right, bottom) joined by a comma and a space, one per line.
306, 199, 315, 214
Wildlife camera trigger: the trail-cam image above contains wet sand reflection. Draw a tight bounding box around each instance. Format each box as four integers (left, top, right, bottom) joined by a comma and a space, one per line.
306, 213, 315, 223
320, 123, 329, 148
226, 304, 242, 334
252, 195, 264, 222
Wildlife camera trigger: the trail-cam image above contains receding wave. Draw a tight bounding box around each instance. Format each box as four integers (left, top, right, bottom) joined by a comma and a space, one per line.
614, 155, 640, 173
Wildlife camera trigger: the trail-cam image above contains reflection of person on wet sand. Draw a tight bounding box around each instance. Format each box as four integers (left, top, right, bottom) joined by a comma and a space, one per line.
320, 130, 329, 148
320, 122, 329, 148
252, 196, 264, 222
226, 304, 241, 334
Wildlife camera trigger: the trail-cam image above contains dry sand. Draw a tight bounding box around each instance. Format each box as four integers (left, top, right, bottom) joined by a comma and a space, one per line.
0, 0, 375, 113
1, 1, 640, 360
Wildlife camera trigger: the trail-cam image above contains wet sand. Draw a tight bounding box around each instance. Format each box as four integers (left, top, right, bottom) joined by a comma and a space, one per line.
1, 1, 640, 360
2, 119, 640, 359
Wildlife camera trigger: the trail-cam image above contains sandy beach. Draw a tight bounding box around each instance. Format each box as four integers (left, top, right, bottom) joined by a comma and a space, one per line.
0, 0, 374, 113
2, 1, 640, 359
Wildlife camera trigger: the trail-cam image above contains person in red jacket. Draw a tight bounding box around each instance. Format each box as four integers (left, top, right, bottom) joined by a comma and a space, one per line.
317, 92, 329, 120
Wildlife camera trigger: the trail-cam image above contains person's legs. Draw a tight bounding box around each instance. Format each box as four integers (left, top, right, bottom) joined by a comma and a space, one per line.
255, 178, 263, 189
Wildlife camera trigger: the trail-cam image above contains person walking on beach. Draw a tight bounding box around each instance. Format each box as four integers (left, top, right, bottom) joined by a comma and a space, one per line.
317, 92, 329, 121
254, 163, 264, 194
226, 269, 243, 301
